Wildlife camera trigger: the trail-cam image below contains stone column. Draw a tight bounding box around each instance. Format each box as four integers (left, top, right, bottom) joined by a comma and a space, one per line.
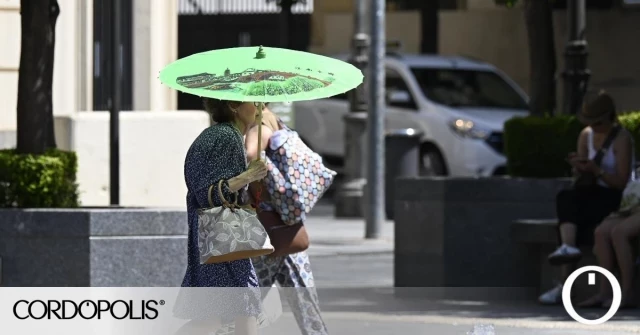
0, 0, 20, 148
133, 0, 178, 111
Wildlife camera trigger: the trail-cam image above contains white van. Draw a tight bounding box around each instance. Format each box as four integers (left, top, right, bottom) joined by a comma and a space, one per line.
292, 53, 530, 176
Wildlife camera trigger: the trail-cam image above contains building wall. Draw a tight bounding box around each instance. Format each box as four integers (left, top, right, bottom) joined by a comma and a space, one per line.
309, 10, 422, 55
54, 111, 209, 208
0, 0, 178, 141
439, 8, 640, 111
0, 0, 188, 207
309, 1, 640, 111
133, 0, 178, 112
0, 0, 19, 146
0, 0, 93, 138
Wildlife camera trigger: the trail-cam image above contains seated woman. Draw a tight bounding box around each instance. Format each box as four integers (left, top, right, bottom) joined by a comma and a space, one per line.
539, 91, 634, 305
580, 179, 640, 309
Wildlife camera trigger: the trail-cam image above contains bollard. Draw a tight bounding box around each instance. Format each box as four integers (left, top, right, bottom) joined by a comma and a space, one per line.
385, 128, 422, 220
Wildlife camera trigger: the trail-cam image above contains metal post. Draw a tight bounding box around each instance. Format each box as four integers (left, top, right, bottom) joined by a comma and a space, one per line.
334, 0, 370, 218
365, 0, 385, 239
562, 0, 590, 115
110, 0, 122, 205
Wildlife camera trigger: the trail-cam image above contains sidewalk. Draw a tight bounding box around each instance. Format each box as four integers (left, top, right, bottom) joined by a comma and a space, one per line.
303, 203, 394, 257
296, 203, 640, 334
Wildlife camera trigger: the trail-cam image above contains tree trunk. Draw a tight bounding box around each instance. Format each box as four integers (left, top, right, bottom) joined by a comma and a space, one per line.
16, 0, 60, 154
523, 0, 556, 117
279, 0, 294, 49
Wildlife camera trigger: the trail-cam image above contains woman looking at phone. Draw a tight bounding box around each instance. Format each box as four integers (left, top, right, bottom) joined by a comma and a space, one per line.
538, 91, 634, 305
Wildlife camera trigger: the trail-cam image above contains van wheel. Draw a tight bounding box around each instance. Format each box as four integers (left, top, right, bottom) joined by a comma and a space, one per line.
420, 146, 447, 176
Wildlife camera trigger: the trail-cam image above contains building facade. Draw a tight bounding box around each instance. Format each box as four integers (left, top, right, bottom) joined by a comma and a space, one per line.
0, 0, 317, 208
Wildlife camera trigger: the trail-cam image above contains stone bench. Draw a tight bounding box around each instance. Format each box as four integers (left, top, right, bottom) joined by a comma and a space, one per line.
0, 208, 187, 286
511, 218, 640, 301
393, 177, 571, 301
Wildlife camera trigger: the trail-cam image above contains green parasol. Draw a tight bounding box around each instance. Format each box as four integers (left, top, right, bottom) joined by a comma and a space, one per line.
159, 46, 363, 103
159, 46, 363, 163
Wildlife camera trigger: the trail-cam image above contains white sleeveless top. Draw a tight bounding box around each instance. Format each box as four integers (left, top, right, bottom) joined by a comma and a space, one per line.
587, 128, 636, 187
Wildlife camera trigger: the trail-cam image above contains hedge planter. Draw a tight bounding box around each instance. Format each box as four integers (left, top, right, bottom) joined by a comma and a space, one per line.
393, 176, 571, 300
0, 149, 79, 208
0, 208, 187, 287
504, 113, 640, 178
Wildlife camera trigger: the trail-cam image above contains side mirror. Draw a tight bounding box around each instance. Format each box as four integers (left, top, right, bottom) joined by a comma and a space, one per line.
386, 90, 411, 104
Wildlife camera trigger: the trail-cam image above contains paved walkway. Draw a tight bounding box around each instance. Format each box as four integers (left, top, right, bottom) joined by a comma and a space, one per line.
290, 205, 640, 334
304, 203, 394, 257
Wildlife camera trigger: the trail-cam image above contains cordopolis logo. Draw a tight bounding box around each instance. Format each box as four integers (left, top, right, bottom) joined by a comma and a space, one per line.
13, 299, 165, 320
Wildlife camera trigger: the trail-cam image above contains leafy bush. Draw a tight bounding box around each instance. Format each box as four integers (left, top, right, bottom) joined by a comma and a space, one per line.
504, 111, 640, 178
0, 149, 79, 208
619, 112, 640, 153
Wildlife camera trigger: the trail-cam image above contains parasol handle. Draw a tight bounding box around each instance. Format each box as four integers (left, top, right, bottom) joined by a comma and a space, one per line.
253, 102, 265, 209
256, 102, 264, 162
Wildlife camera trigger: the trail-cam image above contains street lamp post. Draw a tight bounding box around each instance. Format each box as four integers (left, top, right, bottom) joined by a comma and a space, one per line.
110, 0, 122, 205
365, 0, 385, 238
562, 0, 590, 115
334, 0, 370, 218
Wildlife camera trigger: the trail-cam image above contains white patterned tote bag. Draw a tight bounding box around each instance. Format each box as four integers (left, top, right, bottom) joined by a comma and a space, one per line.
198, 180, 274, 264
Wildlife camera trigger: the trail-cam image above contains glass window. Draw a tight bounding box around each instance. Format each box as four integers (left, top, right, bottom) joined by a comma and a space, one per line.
410, 68, 528, 110
385, 69, 417, 109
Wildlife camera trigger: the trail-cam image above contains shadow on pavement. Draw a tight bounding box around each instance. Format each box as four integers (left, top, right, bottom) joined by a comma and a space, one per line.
307, 287, 640, 323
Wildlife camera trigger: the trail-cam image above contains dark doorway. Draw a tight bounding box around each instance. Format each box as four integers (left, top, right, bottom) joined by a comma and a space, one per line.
93, 0, 134, 111
177, 13, 311, 110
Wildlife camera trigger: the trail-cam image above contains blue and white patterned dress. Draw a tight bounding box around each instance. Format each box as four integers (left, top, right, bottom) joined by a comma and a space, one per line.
173, 122, 262, 323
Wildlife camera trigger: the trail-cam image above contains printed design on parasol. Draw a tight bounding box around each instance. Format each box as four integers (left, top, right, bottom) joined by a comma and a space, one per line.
176, 67, 336, 97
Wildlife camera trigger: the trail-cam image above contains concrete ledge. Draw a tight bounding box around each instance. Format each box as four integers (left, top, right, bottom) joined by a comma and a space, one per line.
0, 208, 187, 287
511, 219, 558, 244
393, 177, 571, 299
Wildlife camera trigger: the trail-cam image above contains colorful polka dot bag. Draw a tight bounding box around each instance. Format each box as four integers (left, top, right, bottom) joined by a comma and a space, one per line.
264, 121, 337, 226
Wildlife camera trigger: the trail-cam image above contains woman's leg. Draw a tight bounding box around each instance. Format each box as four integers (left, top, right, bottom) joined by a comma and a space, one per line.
277, 252, 329, 335
560, 223, 578, 246
234, 316, 258, 335
611, 214, 640, 305
550, 189, 582, 264
578, 217, 621, 307
539, 263, 577, 305
174, 319, 222, 335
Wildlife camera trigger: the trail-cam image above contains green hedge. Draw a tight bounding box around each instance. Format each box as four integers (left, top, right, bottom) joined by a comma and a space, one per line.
0, 149, 80, 208
504, 112, 640, 178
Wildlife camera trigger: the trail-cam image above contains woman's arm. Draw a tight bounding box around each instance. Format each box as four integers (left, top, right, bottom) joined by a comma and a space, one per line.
599, 132, 632, 190
577, 128, 589, 159
191, 128, 265, 208
245, 122, 274, 162
570, 129, 589, 175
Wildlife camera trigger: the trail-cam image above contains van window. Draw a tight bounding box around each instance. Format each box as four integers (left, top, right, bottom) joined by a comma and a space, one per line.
385, 69, 417, 110
411, 68, 528, 110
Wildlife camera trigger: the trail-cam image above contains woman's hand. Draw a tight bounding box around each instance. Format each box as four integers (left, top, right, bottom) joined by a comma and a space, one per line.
566, 152, 583, 168
246, 159, 268, 182
227, 159, 268, 193
576, 159, 600, 174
